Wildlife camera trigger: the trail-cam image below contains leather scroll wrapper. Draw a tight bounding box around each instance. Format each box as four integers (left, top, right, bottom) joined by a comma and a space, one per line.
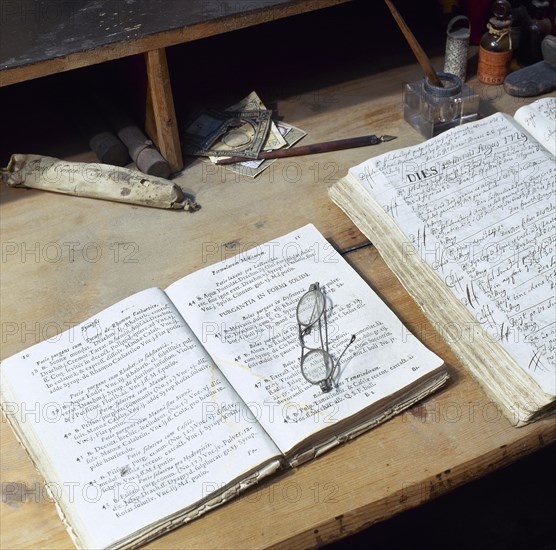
1, 154, 199, 211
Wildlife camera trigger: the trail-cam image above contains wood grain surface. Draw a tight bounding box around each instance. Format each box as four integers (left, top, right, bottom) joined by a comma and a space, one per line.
1, 36, 555, 550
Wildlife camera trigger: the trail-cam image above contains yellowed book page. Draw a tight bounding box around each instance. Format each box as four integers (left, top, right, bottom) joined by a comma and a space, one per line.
513, 97, 556, 156
165, 224, 445, 455
347, 113, 556, 397
1, 288, 280, 549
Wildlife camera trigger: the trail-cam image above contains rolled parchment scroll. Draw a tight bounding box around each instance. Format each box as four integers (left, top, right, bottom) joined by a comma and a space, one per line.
1, 154, 199, 211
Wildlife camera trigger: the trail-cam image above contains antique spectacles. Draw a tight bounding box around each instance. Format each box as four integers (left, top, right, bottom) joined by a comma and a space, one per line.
296, 282, 356, 393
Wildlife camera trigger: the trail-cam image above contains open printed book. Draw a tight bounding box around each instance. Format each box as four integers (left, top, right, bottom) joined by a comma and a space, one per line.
330, 97, 556, 426
1, 224, 448, 549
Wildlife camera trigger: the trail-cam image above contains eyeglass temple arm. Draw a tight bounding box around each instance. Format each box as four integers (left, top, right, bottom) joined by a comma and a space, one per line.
332, 334, 356, 371
321, 335, 356, 393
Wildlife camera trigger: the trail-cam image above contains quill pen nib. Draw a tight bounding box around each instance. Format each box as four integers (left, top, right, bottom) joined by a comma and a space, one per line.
380, 135, 397, 142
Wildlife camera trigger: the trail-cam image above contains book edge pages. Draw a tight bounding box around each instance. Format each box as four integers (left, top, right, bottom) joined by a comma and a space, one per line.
0, 378, 283, 550
0, 381, 84, 548
107, 459, 282, 550
329, 176, 555, 426
289, 370, 449, 466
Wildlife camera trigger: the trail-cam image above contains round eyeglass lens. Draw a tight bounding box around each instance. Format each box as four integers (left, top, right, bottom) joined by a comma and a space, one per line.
300, 349, 334, 384
296, 288, 325, 327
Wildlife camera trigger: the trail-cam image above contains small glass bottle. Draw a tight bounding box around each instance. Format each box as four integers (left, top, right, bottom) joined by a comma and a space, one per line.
509, 0, 528, 54
477, 0, 513, 84
517, 0, 551, 65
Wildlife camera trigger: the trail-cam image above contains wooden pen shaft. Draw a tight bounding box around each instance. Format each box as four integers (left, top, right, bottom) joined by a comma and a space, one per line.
384, 0, 442, 87
217, 135, 380, 165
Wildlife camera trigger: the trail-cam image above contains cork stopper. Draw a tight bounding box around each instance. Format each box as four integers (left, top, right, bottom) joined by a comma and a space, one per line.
490, 0, 512, 28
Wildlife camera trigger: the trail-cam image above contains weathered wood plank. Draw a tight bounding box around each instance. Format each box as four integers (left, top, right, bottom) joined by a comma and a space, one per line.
0, 0, 352, 87
145, 48, 182, 172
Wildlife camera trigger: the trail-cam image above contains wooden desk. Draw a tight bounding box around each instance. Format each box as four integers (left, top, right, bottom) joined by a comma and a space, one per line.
1, 42, 555, 550
0, 0, 351, 171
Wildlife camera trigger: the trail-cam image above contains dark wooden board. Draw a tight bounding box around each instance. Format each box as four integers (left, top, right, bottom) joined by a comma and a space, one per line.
0, 0, 352, 86
0, 0, 357, 78
0, 0, 294, 69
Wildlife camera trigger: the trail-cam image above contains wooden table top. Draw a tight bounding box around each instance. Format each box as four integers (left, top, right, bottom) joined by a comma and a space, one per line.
0, 0, 351, 86
1, 31, 555, 549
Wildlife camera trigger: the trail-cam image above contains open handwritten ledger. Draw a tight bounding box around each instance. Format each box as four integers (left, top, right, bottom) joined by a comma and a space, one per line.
330, 97, 556, 426
1, 224, 448, 549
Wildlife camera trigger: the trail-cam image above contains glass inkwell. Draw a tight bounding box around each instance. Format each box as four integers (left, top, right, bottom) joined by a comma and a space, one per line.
383, 0, 481, 138
403, 71, 480, 139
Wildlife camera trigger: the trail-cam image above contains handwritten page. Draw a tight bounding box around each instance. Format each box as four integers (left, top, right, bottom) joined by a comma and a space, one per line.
514, 97, 556, 156
349, 113, 556, 396
1, 288, 280, 549
166, 224, 445, 455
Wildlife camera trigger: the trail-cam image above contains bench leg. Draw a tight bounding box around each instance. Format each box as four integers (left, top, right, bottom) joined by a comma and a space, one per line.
145, 48, 183, 173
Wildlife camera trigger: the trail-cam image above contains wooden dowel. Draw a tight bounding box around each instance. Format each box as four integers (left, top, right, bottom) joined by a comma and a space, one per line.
145, 48, 183, 173
384, 0, 442, 87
